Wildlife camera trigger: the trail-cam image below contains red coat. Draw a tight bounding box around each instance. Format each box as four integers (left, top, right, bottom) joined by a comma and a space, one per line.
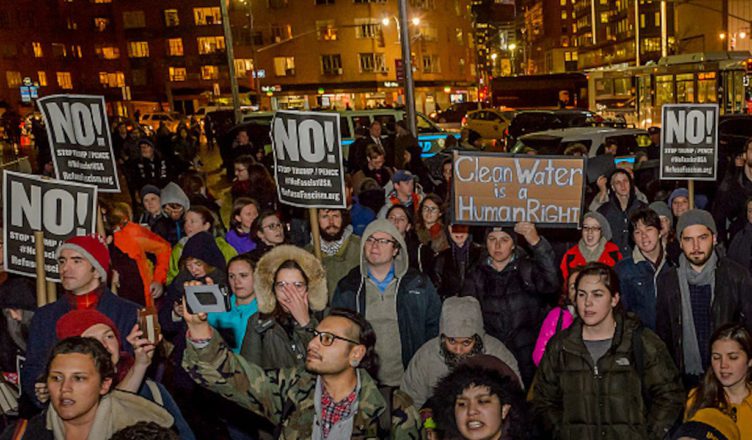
560, 241, 622, 282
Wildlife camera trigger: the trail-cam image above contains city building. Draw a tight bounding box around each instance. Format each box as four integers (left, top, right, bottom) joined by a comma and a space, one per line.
471, 0, 516, 86
0, 0, 478, 116
677, 0, 751, 53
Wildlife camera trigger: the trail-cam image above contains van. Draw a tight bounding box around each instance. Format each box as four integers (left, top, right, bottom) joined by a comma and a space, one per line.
509, 126, 651, 157
242, 109, 457, 159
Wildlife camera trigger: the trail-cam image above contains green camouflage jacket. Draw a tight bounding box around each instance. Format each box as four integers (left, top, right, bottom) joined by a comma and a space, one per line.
182, 332, 421, 439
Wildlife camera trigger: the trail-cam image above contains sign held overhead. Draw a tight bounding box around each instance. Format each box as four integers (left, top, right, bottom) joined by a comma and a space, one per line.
452, 151, 586, 227
660, 104, 718, 181
37, 94, 121, 192
3, 171, 97, 281
271, 110, 346, 208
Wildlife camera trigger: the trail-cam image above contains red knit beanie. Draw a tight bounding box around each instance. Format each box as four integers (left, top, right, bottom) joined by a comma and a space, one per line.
56, 234, 110, 282
55, 309, 121, 342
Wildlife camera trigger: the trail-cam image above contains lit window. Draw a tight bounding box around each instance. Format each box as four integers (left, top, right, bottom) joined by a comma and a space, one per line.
57, 72, 73, 89
98, 72, 125, 88
95, 44, 120, 59
354, 18, 382, 39
561, 11, 567, 20
38, 71, 47, 86
316, 20, 337, 41
273, 57, 295, 76
127, 41, 149, 58
201, 65, 219, 80
122, 11, 146, 29
600, 12, 609, 23
93, 17, 110, 32
422, 55, 440, 73
194, 7, 221, 25
32, 42, 43, 58
235, 59, 253, 77
271, 24, 292, 42
6, 71, 21, 88
92, 0, 112, 3
169, 67, 186, 81
164, 9, 179, 27
197, 36, 225, 54
320, 54, 342, 74
358, 53, 385, 72
167, 38, 183, 56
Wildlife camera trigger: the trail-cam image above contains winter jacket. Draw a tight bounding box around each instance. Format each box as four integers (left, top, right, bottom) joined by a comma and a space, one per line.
305, 234, 361, 300
530, 313, 684, 439
332, 220, 442, 369
560, 241, 622, 283
461, 238, 559, 386
183, 332, 421, 439
1, 390, 174, 440
167, 235, 237, 285
656, 256, 752, 375
532, 306, 575, 366
21, 288, 139, 407
400, 296, 521, 408
597, 193, 647, 257
113, 221, 171, 305
685, 389, 752, 439
152, 182, 190, 246
239, 245, 328, 368
615, 247, 673, 331
432, 241, 484, 300
129, 155, 171, 193
727, 223, 752, 273
712, 171, 752, 243
225, 228, 257, 255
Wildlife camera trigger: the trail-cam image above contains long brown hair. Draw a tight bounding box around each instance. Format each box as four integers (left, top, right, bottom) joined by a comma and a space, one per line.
686, 323, 752, 419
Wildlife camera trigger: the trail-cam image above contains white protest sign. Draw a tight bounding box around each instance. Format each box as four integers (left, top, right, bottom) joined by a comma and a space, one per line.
271, 111, 346, 208
38, 95, 121, 192
3, 171, 97, 281
660, 104, 718, 181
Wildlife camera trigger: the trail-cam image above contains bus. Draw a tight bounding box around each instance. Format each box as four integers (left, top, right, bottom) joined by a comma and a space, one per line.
490, 73, 589, 109
588, 51, 752, 128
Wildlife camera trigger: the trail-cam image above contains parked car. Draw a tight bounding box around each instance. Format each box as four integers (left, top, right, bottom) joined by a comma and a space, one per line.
140, 112, 181, 133
509, 126, 651, 157
505, 109, 597, 145
429, 101, 490, 126
460, 108, 516, 145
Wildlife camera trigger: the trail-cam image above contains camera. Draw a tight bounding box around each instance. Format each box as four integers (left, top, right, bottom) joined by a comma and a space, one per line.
185, 283, 231, 314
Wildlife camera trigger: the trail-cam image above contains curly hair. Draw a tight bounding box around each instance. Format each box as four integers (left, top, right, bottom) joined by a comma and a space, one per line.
45, 337, 116, 389
432, 363, 528, 440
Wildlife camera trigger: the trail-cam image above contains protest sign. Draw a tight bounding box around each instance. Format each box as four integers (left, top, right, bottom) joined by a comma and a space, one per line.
452, 151, 586, 227
271, 110, 346, 208
38, 95, 120, 192
3, 171, 97, 281
660, 104, 718, 181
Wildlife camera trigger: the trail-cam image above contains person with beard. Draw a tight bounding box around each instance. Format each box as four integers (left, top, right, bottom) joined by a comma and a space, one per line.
181, 307, 420, 438
240, 245, 326, 369
400, 296, 521, 409
305, 209, 361, 300
656, 209, 752, 388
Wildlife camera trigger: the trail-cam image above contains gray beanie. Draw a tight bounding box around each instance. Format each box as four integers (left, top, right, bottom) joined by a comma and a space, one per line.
583, 211, 612, 241
649, 201, 673, 225
439, 296, 485, 338
676, 209, 717, 237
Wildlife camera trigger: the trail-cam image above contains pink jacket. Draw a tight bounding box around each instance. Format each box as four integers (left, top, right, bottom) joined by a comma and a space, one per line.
533, 306, 575, 366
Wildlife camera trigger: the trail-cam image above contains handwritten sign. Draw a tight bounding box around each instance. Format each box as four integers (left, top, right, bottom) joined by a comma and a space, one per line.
452, 151, 586, 227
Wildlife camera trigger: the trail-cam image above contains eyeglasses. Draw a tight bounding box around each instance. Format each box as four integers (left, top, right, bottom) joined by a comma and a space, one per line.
582, 226, 601, 233
275, 281, 306, 291
365, 237, 397, 247
262, 222, 283, 231
307, 328, 360, 346
422, 206, 440, 213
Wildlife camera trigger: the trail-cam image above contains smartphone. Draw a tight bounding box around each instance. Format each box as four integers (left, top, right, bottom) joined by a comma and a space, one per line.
138, 307, 161, 344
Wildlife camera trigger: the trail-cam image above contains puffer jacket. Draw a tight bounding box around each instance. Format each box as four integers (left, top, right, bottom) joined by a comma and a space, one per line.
239, 245, 328, 369
560, 240, 622, 283
656, 255, 752, 375
461, 238, 559, 386
530, 313, 684, 439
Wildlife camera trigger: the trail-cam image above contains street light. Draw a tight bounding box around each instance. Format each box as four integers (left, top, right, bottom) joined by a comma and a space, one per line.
381, 1, 419, 135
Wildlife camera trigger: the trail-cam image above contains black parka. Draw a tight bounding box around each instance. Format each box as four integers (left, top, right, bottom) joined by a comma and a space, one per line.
530, 313, 684, 439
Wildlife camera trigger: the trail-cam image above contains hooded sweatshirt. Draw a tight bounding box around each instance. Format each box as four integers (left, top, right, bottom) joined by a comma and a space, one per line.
400, 296, 521, 408
332, 219, 441, 386
152, 182, 191, 246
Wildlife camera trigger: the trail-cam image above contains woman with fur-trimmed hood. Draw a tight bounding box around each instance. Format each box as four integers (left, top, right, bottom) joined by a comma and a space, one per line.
239, 245, 328, 369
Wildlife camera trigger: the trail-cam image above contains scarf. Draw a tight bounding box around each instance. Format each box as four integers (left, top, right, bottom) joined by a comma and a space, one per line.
320, 225, 353, 257
678, 251, 717, 376
577, 237, 607, 263
65, 286, 104, 310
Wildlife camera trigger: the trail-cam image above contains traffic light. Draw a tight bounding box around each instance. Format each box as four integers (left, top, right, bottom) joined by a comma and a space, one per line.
746, 58, 752, 73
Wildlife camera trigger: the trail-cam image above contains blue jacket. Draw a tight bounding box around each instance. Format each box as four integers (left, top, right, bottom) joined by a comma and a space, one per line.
22, 288, 140, 407
614, 247, 673, 331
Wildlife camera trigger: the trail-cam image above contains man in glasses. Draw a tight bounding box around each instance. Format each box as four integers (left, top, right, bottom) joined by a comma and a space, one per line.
400, 296, 521, 409
332, 219, 441, 387
181, 306, 420, 438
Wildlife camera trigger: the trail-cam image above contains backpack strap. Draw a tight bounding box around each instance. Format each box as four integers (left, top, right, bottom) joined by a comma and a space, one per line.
378, 385, 393, 440
555, 308, 565, 333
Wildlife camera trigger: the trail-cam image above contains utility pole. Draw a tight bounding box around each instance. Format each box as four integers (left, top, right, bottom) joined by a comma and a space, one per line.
247, 1, 263, 107
219, 0, 242, 124
397, 0, 417, 135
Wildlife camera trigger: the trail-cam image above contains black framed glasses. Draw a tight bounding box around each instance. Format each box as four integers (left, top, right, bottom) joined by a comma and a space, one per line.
307, 328, 360, 346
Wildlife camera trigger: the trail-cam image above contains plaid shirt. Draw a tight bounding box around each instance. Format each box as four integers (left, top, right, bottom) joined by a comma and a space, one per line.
320, 387, 357, 438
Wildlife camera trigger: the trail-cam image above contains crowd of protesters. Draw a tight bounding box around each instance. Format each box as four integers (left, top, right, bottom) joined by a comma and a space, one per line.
0, 115, 752, 440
